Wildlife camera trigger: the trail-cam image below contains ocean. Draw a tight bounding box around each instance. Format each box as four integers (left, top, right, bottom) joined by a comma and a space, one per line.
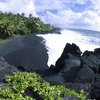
37, 28, 100, 66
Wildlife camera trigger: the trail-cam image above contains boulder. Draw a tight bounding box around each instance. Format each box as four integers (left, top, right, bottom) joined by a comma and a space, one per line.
52, 43, 82, 82
75, 65, 95, 83
55, 43, 82, 72
82, 51, 100, 73
74, 50, 100, 83
61, 54, 81, 82
63, 95, 79, 100
60, 43, 82, 58
0, 34, 48, 71
37, 43, 100, 100
0, 56, 18, 82
1, 40, 100, 99
44, 73, 65, 85
41, 43, 100, 99
91, 75, 100, 99
94, 48, 100, 55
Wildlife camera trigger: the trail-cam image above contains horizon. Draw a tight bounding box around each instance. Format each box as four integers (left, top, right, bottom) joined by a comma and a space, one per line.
0, 0, 100, 31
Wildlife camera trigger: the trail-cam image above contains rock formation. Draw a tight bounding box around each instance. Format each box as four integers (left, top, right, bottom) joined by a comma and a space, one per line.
40, 43, 100, 99
0, 56, 18, 82
0, 40, 100, 99
0, 35, 48, 71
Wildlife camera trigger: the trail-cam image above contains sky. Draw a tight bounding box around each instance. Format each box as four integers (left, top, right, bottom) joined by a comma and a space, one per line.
0, 0, 100, 31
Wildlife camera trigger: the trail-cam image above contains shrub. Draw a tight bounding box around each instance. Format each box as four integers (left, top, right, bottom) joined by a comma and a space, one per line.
0, 72, 86, 100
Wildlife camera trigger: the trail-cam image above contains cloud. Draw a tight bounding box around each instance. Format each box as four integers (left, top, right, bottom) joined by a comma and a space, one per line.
0, 0, 100, 31
0, 0, 37, 16
71, 0, 88, 5
37, 0, 100, 31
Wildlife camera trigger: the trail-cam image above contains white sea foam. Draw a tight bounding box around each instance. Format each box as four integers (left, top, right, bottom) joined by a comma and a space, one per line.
37, 29, 100, 66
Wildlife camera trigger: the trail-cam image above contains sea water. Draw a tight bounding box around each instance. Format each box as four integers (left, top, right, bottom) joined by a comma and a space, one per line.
37, 29, 100, 66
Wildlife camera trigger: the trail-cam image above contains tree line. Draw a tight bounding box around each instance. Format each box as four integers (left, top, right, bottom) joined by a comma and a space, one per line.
0, 11, 54, 39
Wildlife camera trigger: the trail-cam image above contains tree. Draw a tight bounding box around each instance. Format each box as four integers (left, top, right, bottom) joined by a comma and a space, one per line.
0, 11, 54, 39
29, 13, 32, 18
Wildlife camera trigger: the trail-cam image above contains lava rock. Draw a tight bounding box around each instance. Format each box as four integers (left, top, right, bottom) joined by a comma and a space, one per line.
0, 34, 48, 71
1, 40, 100, 100
61, 54, 81, 73
61, 54, 81, 82
74, 50, 100, 83
91, 75, 100, 99
0, 56, 18, 82
63, 94, 79, 100
75, 65, 95, 83
55, 43, 82, 72
60, 43, 82, 59
41, 43, 100, 100
94, 48, 100, 55
44, 73, 65, 85
82, 51, 100, 72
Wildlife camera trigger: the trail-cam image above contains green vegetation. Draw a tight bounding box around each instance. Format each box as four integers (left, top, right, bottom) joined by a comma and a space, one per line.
0, 39, 5, 44
0, 12, 54, 39
0, 72, 86, 100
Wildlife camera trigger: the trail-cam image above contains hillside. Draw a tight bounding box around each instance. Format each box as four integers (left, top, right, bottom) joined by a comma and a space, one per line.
0, 12, 54, 39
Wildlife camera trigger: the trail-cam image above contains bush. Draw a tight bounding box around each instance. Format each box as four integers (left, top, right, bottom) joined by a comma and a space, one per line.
0, 72, 86, 100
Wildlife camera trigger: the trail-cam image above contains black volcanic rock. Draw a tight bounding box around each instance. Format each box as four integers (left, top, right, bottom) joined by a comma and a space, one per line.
73, 50, 100, 83
41, 43, 82, 85
61, 54, 81, 82
0, 56, 18, 82
39, 43, 100, 99
60, 43, 82, 58
82, 51, 100, 68
94, 48, 100, 55
55, 43, 82, 72
0, 34, 48, 71
91, 75, 100, 100
75, 65, 95, 83
0, 36, 100, 100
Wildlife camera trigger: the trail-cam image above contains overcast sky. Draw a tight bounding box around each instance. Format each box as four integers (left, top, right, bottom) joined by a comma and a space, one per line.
0, 0, 100, 31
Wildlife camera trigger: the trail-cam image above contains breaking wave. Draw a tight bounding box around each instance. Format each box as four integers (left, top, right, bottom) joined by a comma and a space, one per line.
37, 29, 100, 66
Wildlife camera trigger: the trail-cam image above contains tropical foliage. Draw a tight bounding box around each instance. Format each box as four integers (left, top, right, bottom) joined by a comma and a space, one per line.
0, 12, 54, 39
0, 72, 86, 100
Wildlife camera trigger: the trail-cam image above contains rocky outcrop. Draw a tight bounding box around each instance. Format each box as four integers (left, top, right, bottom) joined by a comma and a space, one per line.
0, 35, 48, 71
0, 40, 100, 99
0, 56, 18, 82
39, 43, 100, 99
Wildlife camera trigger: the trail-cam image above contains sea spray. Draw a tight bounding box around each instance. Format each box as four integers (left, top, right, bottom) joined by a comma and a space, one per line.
37, 29, 100, 66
